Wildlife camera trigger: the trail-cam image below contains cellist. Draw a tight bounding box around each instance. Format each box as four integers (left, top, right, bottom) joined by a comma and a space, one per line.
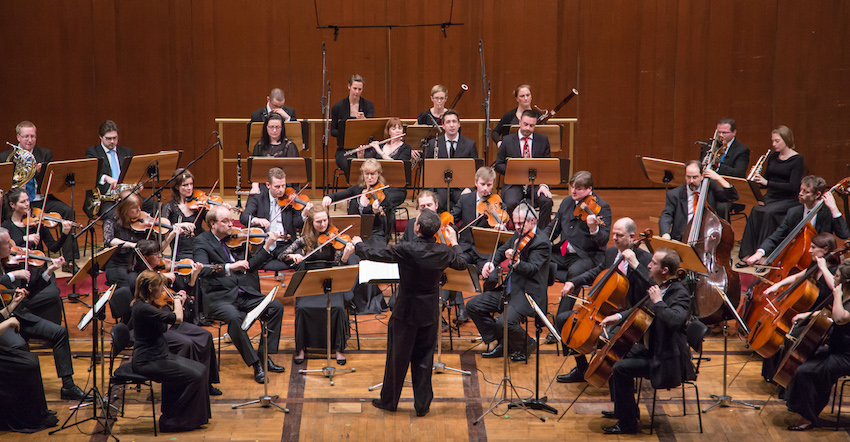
596, 248, 694, 435
555, 217, 653, 383
784, 259, 850, 431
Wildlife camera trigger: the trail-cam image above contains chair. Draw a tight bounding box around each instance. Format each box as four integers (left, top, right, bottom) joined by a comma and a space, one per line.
831, 376, 850, 430
726, 202, 748, 224
106, 322, 158, 436
392, 206, 409, 243
344, 297, 361, 350
638, 320, 706, 434
333, 168, 347, 192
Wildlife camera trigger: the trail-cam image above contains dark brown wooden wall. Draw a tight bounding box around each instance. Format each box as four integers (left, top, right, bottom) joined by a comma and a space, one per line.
2, 0, 848, 188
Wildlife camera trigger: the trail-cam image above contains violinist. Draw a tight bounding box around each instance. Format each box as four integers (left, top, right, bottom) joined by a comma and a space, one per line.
351, 209, 467, 417
277, 206, 355, 365
194, 205, 284, 384
548, 171, 611, 342
241, 167, 307, 271
2, 187, 71, 324
161, 169, 207, 260
322, 158, 392, 242
491, 84, 541, 147
596, 248, 694, 434
423, 110, 479, 211
130, 270, 210, 432
0, 227, 92, 402
738, 125, 805, 262
658, 160, 738, 242
467, 203, 551, 362
494, 109, 553, 227
556, 217, 653, 383
332, 74, 375, 180
784, 259, 850, 431
744, 175, 849, 266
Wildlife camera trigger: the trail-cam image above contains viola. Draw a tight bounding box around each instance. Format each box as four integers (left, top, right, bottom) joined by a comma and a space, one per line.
6, 246, 52, 268
476, 194, 508, 228
159, 258, 223, 276
317, 226, 351, 250
509, 229, 536, 266
278, 187, 310, 211
130, 212, 174, 235
225, 227, 269, 249
24, 208, 81, 230
562, 229, 653, 354
435, 212, 456, 245
573, 194, 606, 227
186, 190, 242, 213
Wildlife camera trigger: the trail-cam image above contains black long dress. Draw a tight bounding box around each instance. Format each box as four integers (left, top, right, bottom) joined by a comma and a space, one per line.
130, 302, 209, 433
102, 216, 148, 287
279, 238, 350, 353
0, 334, 58, 433
161, 200, 206, 260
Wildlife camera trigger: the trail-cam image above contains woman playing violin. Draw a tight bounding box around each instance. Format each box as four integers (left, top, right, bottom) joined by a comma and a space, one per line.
277, 206, 355, 365
322, 158, 392, 241
130, 270, 210, 432
2, 187, 73, 259
784, 259, 850, 431
161, 169, 206, 260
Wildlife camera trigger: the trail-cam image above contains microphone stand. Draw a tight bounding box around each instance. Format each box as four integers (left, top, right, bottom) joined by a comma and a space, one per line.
142, 132, 222, 208
479, 40, 491, 165
320, 43, 332, 195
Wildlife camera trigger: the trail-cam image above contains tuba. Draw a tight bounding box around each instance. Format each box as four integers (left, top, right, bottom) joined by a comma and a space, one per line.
4, 142, 37, 188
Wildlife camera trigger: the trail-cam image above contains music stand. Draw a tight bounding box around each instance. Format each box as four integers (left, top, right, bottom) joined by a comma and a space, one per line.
405, 125, 443, 191
51, 246, 119, 440
249, 157, 312, 184
504, 158, 563, 210
648, 236, 708, 274
331, 215, 372, 240
0, 162, 14, 190
509, 124, 563, 152
722, 175, 765, 208
507, 294, 559, 414
350, 159, 410, 188
342, 118, 391, 152
232, 287, 289, 412
422, 158, 478, 211
284, 265, 360, 386
434, 266, 480, 376
249, 121, 307, 151
471, 227, 513, 256
637, 156, 686, 189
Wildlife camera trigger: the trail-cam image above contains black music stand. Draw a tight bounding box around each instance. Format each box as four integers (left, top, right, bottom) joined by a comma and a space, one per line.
503, 158, 564, 210
637, 156, 686, 189
249, 157, 312, 184
508, 294, 559, 414
51, 246, 119, 440
232, 287, 289, 412
422, 158, 478, 211
284, 265, 360, 386
435, 266, 480, 376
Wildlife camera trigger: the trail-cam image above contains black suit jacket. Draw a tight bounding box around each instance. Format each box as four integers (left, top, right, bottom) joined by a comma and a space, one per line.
700, 139, 750, 177
192, 231, 272, 313
355, 236, 467, 327
494, 132, 551, 193
424, 135, 478, 160
570, 246, 653, 309
246, 105, 297, 145
84, 144, 134, 194
331, 97, 375, 150
240, 188, 305, 241
618, 280, 695, 389
489, 230, 551, 317
0, 145, 54, 189
0, 262, 52, 323
549, 192, 612, 264
759, 204, 850, 256
658, 181, 739, 241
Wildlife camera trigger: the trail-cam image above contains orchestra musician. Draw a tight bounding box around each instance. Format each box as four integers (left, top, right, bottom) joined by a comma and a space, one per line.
491, 84, 541, 146
416, 84, 448, 126
1, 121, 78, 270
556, 217, 652, 383
597, 248, 694, 434
493, 109, 554, 227
277, 206, 355, 365
193, 205, 284, 384
331, 74, 375, 180
246, 87, 297, 146
2, 187, 72, 324
0, 227, 92, 402
745, 175, 850, 266
423, 110, 479, 212
352, 209, 467, 417
366, 117, 411, 211
467, 203, 550, 362
659, 160, 739, 241
249, 113, 300, 194
161, 168, 206, 260
401, 190, 440, 242
738, 125, 805, 263
130, 270, 210, 432
83, 120, 136, 218
699, 118, 750, 220
0, 316, 59, 433
784, 259, 850, 431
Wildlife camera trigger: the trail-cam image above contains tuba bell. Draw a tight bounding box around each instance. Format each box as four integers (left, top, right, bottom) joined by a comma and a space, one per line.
4, 142, 37, 188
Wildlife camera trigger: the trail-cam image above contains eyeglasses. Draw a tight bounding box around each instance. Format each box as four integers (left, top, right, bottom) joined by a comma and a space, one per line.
267, 126, 282, 131
432, 96, 447, 101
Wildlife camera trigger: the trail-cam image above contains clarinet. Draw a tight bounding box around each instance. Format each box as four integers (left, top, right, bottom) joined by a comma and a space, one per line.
235, 153, 243, 208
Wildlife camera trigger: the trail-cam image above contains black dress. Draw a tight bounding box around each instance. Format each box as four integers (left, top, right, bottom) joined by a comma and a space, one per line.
490, 108, 541, 144
102, 216, 148, 287
279, 238, 350, 353
253, 139, 299, 158
130, 302, 209, 432
0, 336, 58, 433
1, 219, 64, 324
739, 153, 805, 259
416, 110, 441, 126
161, 200, 206, 260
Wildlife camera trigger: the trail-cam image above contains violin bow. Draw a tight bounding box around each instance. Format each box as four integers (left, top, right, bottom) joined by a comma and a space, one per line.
326, 185, 385, 207
34, 170, 54, 240
170, 215, 182, 273
245, 215, 253, 261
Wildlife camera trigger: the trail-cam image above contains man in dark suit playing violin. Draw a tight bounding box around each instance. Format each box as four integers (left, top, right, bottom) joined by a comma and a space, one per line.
423, 110, 479, 212
241, 167, 307, 271
556, 217, 653, 383
193, 206, 284, 384
467, 203, 551, 362
597, 248, 694, 434
493, 110, 553, 228
745, 175, 850, 266
659, 160, 739, 242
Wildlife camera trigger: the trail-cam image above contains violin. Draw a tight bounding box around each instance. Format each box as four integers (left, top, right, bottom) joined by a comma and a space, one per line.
476, 194, 508, 228
573, 194, 606, 226
510, 229, 536, 266
366, 184, 387, 205
6, 246, 53, 268
158, 258, 223, 276
186, 190, 242, 213
225, 227, 269, 248
24, 208, 81, 230
131, 212, 175, 234
317, 226, 351, 250
278, 187, 310, 211
435, 212, 456, 245
0, 285, 27, 303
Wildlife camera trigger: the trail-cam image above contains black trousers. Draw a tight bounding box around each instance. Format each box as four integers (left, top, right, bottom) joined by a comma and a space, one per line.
435, 188, 465, 213
611, 352, 652, 425
209, 294, 283, 367
555, 310, 589, 369
0, 341, 58, 433
0, 312, 74, 378
378, 316, 438, 413
552, 252, 596, 315
466, 290, 530, 353
501, 185, 553, 228
786, 347, 850, 423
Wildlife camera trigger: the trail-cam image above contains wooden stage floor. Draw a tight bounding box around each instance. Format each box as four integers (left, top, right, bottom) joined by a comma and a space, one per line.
5, 189, 850, 441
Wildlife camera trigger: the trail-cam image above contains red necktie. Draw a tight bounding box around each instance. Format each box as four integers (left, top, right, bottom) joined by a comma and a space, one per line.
692, 191, 699, 219
522, 137, 530, 158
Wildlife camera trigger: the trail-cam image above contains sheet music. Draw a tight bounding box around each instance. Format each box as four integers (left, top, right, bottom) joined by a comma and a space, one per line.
358, 260, 400, 284
242, 286, 278, 331
77, 284, 116, 331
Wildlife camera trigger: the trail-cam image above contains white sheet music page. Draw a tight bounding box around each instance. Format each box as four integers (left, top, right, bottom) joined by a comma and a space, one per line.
358, 260, 400, 284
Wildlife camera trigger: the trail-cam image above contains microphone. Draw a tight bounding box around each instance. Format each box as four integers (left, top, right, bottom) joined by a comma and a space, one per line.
147, 160, 159, 179
212, 131, 223, 149
694, 141, 711, 146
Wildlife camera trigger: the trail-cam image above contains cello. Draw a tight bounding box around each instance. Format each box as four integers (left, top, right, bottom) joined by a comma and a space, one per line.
561, 229, 653, 354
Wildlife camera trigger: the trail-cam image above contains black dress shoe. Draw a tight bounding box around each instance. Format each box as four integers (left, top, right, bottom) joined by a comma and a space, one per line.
293, 356, 305, 365
48, 409, 57, 415
735, 261, 749, 269
416, 408, 429, 417
253, 364, 266, 384
601, 410, 616, 419
455, 308, 470, 324
263, 357, 286, 373
556, 367, 586, 383
371, 399, 396, 412
482, 343, 503, 358
510, 351, 528, 362
336, 357, 347, 366
209, 385, 223, 396
544, 332, 559, 345
603, 421, 639, 434
60, 385, 94, 402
